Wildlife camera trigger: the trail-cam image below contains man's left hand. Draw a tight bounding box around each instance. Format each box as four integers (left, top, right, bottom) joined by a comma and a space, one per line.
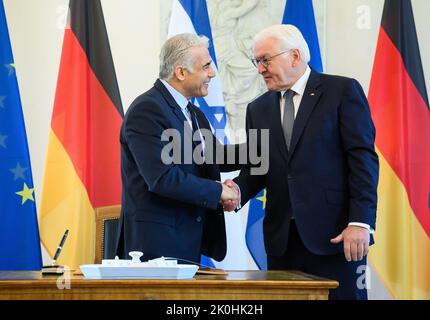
330, 226, 370, 262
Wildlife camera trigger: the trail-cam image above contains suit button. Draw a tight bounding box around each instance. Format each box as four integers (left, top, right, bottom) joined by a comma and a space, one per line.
196, 216, 202, 222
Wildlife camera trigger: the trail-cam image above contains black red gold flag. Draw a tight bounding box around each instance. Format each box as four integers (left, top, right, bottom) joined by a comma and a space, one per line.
368, 0, 430, 299
40, 0, 123, 269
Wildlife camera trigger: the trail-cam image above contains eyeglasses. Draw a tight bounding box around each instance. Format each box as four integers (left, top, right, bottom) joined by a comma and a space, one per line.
251, 50, 291, 68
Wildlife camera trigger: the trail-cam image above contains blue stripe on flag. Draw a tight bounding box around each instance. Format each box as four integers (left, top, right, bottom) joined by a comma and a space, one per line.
178, 0, 219, 66
192, 97, 228, 144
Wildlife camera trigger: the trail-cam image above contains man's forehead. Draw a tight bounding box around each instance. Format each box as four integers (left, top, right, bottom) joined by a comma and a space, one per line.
254, 38, 280, 56
191, 46, 212, 65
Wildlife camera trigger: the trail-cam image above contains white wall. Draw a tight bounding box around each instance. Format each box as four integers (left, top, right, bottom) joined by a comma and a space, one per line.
3, 0, 429, 299
325, 0, 430, 95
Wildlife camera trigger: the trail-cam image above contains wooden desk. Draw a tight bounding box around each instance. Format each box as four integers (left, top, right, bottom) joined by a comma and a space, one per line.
0, 270, 338, 300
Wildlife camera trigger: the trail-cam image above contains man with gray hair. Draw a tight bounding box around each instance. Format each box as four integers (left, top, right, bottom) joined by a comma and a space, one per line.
224, 24, 379, 299
115, 33, 239, 264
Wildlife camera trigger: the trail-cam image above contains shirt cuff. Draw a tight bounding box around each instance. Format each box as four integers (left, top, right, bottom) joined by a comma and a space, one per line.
234, 184, 242, 210
348, 222, 374, 234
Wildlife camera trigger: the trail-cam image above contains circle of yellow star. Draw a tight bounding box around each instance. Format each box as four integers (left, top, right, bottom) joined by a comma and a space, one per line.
5, 63, 15, 76
15, 182, 35, 205
256, 189, 267, 209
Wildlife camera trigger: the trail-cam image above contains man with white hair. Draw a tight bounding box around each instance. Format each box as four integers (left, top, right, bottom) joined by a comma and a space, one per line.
225, 24, 379, 299
116, 33, 239, 264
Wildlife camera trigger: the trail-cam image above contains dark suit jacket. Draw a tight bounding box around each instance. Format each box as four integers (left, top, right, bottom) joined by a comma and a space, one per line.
235, 70, 379, 256
115, 79, 238, 263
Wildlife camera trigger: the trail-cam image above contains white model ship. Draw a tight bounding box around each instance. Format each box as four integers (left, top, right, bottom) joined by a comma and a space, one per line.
80, 251, 199, 280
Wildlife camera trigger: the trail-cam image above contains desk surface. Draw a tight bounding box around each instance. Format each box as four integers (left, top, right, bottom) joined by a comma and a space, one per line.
0, 270, 338, 300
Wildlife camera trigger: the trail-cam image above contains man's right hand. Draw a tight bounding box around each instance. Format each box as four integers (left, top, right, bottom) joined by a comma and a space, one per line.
220, 182, 239, 211
221, 179, 240, 212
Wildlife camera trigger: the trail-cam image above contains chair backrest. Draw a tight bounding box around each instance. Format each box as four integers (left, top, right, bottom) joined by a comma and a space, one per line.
94, 205, 121, 264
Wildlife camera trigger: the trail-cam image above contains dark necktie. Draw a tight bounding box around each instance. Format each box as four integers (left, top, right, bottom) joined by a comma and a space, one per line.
282, 89, 295, 150
186, 103, 201, 142
186, 103, 205, 161
187, 103, 199, 135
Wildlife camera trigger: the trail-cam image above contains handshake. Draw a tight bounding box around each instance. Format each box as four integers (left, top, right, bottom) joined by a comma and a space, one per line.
219, 179, 240, 212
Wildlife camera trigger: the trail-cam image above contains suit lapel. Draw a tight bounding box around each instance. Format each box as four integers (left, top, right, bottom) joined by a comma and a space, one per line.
266, 91, 289, 162
288, 70, 322, 160
154, 79, 189, 127
154, 79, 193, 143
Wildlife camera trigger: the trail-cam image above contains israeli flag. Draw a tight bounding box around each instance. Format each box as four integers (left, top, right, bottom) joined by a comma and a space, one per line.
168, 0, 227, 143
167, 0, 250, 269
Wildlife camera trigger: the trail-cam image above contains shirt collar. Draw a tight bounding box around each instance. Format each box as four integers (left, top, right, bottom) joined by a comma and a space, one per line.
281, 65, 311, 97
160, 79, 189, 111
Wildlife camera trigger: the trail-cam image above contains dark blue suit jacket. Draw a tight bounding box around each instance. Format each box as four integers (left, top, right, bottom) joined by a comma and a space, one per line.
115, 79, 237, 263
235, 70, 379, 256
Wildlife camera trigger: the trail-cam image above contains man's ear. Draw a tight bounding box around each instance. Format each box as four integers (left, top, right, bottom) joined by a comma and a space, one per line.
291, 48, 301, 67
174, 66, 186, 81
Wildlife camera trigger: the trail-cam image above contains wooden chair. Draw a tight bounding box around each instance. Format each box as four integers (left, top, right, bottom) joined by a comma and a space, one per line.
94, 205, 121, 264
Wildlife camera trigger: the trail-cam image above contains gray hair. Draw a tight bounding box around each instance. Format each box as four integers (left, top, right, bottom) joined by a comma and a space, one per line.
253, 24, 310, 63
159, 33, 209, 80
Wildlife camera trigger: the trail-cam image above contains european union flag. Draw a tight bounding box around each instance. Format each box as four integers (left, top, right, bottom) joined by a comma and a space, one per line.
245, 189, 267, 270
0, 0, 42, 270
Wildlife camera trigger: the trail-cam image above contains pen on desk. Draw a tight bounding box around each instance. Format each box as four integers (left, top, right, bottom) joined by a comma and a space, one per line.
51, 229, 69, 266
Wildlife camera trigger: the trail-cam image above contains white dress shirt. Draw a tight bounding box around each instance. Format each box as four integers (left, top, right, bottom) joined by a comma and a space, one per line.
279, 65, 311, 121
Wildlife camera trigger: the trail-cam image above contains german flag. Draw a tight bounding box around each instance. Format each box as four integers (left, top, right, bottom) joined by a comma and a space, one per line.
39, 0, 123, 269
368, 0, 430, 299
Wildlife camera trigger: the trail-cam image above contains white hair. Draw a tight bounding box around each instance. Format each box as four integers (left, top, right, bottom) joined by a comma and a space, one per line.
253, 24, 311, 63
159, 33, 209, 80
